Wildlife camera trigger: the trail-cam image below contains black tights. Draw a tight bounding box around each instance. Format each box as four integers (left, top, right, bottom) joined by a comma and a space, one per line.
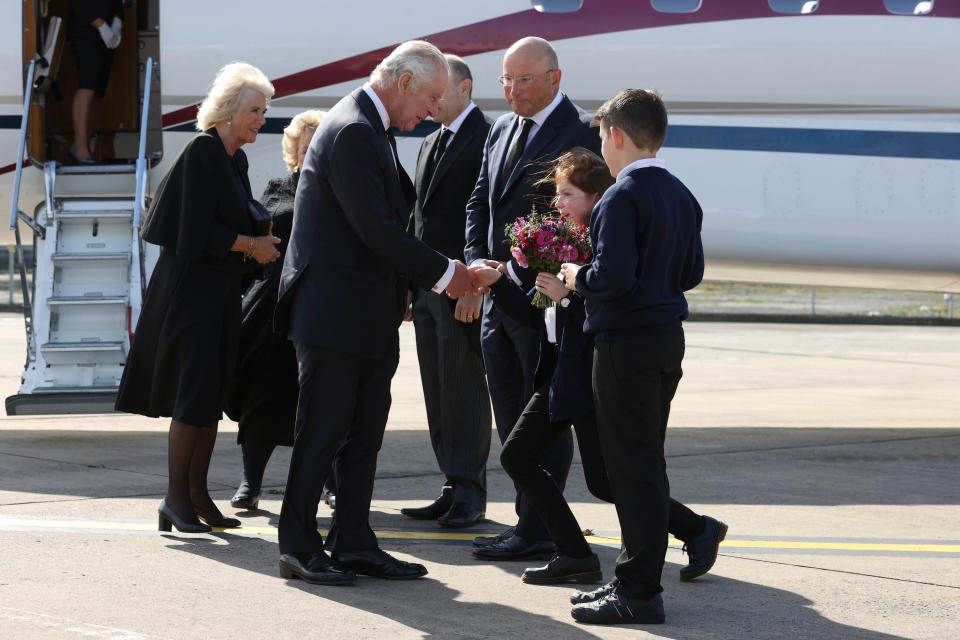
166, 420, 223, 524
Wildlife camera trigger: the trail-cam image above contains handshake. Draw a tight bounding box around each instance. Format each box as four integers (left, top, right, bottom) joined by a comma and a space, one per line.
96, 17, 123, 50
444, 260, 509, 300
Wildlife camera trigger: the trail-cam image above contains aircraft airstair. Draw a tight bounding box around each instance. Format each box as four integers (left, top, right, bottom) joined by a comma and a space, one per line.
5, 58, 158, 415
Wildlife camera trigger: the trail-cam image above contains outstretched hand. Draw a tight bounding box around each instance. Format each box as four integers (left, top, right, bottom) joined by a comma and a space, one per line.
470, 265, 502, 290
445, 260, 481, 299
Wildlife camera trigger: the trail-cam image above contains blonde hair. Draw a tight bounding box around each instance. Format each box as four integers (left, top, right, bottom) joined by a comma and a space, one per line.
282, 109, 326, 172
196, 62, 275, 131
369, 40, 447, 91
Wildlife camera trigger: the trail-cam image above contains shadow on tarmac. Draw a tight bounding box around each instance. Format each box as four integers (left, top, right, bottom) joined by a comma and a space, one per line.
163, 526, 910, 640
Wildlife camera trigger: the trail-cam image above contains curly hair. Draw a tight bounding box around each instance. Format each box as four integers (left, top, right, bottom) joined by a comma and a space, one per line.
281, 110, 326, 172
195, 62, 274, 131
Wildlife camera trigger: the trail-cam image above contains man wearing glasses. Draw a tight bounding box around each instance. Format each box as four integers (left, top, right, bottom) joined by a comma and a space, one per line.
464, 36, 601, 561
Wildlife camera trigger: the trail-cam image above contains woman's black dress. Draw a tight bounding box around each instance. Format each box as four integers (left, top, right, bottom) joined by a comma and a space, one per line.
67, 0, 122, 96
115, 129, 259, 428
225, 173, 300, 446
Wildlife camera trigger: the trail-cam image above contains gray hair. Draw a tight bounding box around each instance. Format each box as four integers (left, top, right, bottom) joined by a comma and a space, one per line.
196, 62, 274, 131
370, 40, 448, 91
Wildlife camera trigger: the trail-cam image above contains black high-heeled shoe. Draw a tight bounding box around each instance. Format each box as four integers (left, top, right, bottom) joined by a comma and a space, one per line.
195, 508, 241, 529
158, 499, 212, 533
230, 485, 260, 511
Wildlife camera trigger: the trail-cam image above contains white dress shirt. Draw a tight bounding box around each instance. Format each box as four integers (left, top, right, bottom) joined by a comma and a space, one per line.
616, 156, 666, 182
361, 83, 455, 293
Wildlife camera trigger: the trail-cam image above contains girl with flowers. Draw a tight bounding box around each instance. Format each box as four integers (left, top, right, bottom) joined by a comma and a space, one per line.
470, 148, 615, 583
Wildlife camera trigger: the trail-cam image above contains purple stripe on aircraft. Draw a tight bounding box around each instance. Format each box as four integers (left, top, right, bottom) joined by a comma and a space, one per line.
99, 1, 960, 130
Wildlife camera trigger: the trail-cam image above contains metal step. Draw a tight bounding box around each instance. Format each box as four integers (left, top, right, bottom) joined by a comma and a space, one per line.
5, 390, 119, 415
48, 295, 127, 306
55, 162, 136, 176
52, 252, 131, 263
41, 341, 124, 354
56, 210, 133, 221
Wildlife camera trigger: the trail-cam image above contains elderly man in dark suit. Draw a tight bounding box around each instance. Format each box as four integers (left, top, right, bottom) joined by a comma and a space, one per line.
464, 37, 602, 560
275, 41, 476, 586
401, 55, 493, 529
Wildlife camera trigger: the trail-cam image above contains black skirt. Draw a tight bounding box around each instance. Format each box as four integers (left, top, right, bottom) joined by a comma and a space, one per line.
116, 249, 242, 427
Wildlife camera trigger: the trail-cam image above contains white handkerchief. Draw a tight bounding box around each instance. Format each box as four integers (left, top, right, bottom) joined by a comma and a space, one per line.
544, 305, 557, 344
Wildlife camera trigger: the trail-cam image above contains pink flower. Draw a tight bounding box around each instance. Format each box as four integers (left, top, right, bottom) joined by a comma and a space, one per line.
511, 246, 529, 268
534, 230, 554, 248
559, 245, 579, 262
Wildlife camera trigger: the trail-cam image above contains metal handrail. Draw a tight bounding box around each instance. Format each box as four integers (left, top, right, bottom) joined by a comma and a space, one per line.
133, 56, 154, 228
9, 60, 36, 230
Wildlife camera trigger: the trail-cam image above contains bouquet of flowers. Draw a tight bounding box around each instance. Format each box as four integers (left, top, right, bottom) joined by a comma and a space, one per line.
505, 207, 592, 309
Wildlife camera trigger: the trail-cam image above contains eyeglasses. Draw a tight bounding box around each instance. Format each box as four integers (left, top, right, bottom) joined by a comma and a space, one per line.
497, 69, 555, 87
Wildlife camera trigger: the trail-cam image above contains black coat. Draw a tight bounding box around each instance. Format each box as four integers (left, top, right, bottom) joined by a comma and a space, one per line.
275, 88, 449, 358
464, 95, 601, 287
225, 172, 300, 445
68, 0, 122, 40
115, 129, 256, 427
488, 277, 594, 423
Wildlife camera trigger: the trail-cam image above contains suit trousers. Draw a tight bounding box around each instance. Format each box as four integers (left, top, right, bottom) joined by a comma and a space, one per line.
593, 327, 698, 599
481, 300, 574, 542
412, 289, 492, 508
278, 339, 399, 555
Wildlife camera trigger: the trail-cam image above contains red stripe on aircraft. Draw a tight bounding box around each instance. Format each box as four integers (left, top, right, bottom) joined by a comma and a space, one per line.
152, 0, 960, 130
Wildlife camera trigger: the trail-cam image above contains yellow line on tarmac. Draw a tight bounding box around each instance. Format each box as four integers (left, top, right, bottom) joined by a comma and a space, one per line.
1, 517, 958, 555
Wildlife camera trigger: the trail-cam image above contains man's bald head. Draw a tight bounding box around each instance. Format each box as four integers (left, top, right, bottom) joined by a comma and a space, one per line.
501, 37, 561, 117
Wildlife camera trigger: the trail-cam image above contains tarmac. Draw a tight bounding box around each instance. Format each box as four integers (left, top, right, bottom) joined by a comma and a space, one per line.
0, 312, 957, 639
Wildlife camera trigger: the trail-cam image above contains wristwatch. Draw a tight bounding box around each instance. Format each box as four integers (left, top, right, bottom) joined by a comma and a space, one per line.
559, 294, 571, 308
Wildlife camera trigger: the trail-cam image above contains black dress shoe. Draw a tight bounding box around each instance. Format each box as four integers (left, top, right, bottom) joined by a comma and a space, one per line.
472, 526, 516, 548
158, 499, 211, 534
230, 484, 260, 510
438, 502, 484, 528
570, 578, 620, 605
522, 553, 602, 585
334, 549, 428, 580
195, 509, 241, 529
400, 486, 452, 520
679, 515, 728, 582
571, 591, 665, 625
323, 490, 336, 510
279, 552, 356, 585
472, 534, 555, 560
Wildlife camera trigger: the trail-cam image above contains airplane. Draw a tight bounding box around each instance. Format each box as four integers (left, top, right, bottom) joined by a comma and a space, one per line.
0, 0, 958, 413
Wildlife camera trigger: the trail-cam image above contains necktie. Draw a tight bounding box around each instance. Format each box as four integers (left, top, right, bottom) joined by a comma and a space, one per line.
497, 117, 534, 195
423, 127, 452, 188
386, 128, 401, 176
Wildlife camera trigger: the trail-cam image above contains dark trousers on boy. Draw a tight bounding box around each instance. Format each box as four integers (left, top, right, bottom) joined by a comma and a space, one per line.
592, 326, 701, 598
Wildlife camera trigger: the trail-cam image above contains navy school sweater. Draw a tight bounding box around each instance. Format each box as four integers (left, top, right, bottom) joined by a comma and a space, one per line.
575, 166, 704, 340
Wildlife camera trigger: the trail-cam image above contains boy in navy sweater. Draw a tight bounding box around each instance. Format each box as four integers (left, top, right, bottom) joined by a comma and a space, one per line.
560, 89, 723, 625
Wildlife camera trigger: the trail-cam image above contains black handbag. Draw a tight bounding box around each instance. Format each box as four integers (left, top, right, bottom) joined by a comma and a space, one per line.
247, 199, 272, 237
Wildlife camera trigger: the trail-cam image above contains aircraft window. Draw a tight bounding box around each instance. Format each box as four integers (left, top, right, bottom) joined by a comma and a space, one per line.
531, 0, 583, 12
650, 0, 702, 13
883, 0, 933, 14
768, 0, 819, 13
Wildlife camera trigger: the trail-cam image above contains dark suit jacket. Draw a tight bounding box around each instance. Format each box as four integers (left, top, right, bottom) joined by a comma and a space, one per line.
488, 278, 594, 423
408, 107, 491, 261
275, 88, 449, 358
464, 95, 601, 279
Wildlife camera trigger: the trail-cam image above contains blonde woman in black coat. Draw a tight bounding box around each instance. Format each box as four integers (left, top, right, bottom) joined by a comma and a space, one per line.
116, 63, 280, 533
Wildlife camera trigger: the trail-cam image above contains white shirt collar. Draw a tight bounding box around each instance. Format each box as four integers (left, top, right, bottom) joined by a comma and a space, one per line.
616, 157, 666, 182
442, 101, 476, 136
362, 82, 390, 132
524, 91, 565, 129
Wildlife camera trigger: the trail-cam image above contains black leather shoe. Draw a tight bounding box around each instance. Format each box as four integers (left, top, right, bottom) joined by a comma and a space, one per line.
230, 484, 260, 510
195, 509, 241, 529
400, 486, 452, 520
323, 490, 336, 511
679, 516, 728, 582
158, 499, 211, 534
438, 502, 484, 528
279, 552, 356, 585
571, 591, 665, 625
472, 534, 555, 560
472, 526, 516, 548
570, 578, 620, 605
334, 549, 428, 580
522, 553, 602, 585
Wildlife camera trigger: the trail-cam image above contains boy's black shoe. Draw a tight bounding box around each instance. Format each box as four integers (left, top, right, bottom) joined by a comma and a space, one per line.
571, 591, 665, 625
570, 578, 620, 605
680, 516, 728, 582
522, 553, 602, 585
